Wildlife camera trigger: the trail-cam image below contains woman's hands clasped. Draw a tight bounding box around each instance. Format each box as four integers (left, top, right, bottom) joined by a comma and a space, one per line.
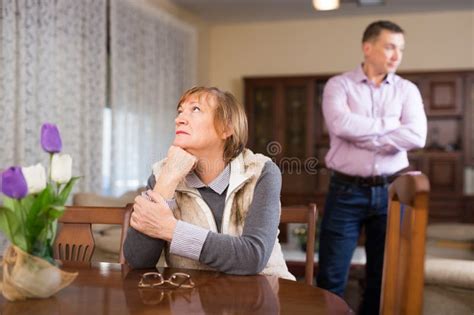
131, 146, 197, 241
131, 190, 177, 241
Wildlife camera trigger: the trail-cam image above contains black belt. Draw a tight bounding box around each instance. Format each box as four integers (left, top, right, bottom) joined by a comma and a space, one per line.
332, 170, 398, 186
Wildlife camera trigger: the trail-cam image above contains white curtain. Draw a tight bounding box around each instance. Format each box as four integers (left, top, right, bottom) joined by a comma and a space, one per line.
0, 0, 106, 193
109, 0, 196, 196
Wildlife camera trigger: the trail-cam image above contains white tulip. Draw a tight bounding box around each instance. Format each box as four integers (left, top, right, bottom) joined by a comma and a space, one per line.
51, 153, 72, 184
22, 163, 47, 194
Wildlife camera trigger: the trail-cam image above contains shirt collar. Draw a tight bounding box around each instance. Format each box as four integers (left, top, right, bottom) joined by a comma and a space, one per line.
354, 63, 394, 85
185, 164, 231, 195
384, 72, 394, 84
353, 64, 368, 83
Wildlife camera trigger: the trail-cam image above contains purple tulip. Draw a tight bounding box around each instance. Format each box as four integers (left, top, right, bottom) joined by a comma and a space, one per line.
1, 167, 28, 199
41, 123, 62, 153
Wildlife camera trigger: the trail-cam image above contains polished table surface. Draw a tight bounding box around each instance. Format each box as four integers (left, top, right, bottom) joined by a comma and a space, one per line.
0, 262, 353, 315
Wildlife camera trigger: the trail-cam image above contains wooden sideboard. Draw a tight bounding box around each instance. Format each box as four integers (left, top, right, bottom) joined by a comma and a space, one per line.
244, 69, 474, 223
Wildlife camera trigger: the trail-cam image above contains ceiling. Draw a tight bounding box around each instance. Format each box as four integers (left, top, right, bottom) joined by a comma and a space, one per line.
169, 0, 473, 24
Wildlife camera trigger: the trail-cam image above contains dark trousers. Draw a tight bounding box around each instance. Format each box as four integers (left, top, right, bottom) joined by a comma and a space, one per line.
316, 175, 388, 315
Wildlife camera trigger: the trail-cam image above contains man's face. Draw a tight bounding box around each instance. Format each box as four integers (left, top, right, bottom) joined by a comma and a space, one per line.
363, 29, 405, 75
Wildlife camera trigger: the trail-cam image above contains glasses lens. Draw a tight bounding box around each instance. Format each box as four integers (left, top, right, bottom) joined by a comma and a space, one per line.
170, 272, 195, 288
139, 272, 164, 288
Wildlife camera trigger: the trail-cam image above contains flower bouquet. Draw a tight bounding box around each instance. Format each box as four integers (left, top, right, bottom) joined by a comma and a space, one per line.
0, 123, 79, 301
292, 219, 322, 253
292, 226, 310, 252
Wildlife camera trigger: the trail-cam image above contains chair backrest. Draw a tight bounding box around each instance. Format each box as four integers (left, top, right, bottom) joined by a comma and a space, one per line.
280, 203, 318, 286
381, 173, 430, 315
54, 204, 133, 264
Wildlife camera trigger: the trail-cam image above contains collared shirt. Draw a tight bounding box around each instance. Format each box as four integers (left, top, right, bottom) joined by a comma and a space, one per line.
322, 65, 427, 177
185, 164, 230, 195
170, 164, 231, 260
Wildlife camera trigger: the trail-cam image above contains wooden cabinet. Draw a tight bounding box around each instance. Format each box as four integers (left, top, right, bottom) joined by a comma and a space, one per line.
465, 74, 474, 166
429, 194, 465, 223
463, 196, 474, 222
245, 76, 328, 200
404, 73, 464, 116
409, 151, 463, 193
244, 69, 474, 222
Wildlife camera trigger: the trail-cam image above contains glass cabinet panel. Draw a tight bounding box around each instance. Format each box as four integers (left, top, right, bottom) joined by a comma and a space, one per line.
252, 87, 274, 155
284, 85, 306, 159
314, 80, 328, 148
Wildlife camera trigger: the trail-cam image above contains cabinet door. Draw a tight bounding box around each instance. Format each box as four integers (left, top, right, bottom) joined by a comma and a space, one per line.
407, 152, 424, 172
405, 73, 464, 117
245, 77, 318, 195
280, 79, 316, 195
282, 79, 313, 159
314, 80, 329, 146
429, 195, 465, 223
244, 79, 279, 156
464, 74, 474, 166
425, 152, 463, 193
424, 74, 463, 117
313, 80, 330, 192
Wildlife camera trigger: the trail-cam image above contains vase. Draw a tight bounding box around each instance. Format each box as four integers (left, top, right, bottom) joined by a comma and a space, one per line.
0, 245, 77, 301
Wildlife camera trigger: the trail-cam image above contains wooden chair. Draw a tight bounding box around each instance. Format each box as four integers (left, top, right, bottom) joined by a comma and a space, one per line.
280, 203, 318, 286
54, 204, 133, 264
381, 173, 430, 315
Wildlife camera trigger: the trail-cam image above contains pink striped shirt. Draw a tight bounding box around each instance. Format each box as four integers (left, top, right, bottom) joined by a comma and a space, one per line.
322, 65, 427, 177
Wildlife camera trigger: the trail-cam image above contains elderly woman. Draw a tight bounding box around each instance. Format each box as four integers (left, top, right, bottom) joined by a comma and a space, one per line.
124, 86, 294, 280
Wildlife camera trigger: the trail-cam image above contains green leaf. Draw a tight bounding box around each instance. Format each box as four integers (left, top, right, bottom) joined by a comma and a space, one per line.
26, 185, 54, 224
30, 203, 65, 245
48, 220, 58, 248
0, 206, 28, 251
47, 205, 65, 219
31, 238, 56, 265
24, 186, 55, 247
2, 197, 17, 213
56, 176, 80, 205
42, 205, 65, 250
20, 194, 36, 233
20, 195, 35, 212
0, 206, 16, 241
1, 197, 29, 250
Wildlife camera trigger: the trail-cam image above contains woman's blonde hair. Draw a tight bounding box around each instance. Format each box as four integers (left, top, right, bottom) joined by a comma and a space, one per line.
177, 86, 248, 163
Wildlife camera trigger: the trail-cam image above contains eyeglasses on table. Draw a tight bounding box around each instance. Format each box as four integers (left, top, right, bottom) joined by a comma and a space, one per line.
138, 272, 195, 289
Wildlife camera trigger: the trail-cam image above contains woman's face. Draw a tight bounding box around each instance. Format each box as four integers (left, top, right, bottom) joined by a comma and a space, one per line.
173, 93, 227, 156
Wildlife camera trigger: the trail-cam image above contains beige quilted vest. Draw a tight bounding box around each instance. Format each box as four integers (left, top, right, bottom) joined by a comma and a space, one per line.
152, 149, 295, 280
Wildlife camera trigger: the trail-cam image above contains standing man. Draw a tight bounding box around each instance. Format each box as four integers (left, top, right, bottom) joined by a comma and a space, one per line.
317, 21, 427, 314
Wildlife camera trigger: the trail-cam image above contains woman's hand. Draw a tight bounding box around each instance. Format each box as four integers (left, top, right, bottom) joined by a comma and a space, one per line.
162, 145, 197, 181
130, 190, 177, 241
155, 145, 197, 198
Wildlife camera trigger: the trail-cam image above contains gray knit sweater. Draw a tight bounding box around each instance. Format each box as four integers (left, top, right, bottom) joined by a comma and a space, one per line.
123, 161, 281, 275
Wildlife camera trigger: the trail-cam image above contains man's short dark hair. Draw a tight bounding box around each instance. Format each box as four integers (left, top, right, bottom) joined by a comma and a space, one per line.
362, 20, 404, 43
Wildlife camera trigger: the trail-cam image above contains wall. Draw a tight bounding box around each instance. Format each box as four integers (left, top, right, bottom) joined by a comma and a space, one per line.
208, 9, 474, 103
139, 6, 474, 193
208, 9, 474, 194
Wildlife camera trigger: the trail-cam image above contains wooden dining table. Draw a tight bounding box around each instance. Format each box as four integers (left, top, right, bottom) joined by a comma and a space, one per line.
0, 262, 353, 314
